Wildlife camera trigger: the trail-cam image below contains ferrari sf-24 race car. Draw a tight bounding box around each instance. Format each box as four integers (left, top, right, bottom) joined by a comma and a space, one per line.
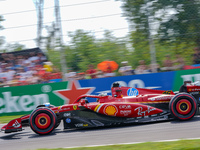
1, 81, 200, 135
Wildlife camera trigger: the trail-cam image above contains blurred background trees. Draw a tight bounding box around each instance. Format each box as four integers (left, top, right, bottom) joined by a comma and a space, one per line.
1, 0, 200, 72
0, 15, 5, 51
118, 0, 200, 66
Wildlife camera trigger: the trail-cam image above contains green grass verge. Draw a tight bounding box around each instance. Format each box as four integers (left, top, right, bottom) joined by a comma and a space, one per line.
37, 139, 200, 150
0, 115, 23, 124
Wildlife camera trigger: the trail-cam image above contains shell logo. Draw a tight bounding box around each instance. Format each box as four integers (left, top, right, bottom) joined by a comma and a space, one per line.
104, 105, 118, 116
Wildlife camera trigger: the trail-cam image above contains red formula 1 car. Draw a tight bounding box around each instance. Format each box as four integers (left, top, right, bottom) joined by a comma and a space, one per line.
1, 81, 200, 135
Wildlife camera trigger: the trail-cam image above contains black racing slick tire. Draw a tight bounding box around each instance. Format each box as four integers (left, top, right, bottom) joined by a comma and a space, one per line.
54, 119, 61, 129
29, 107, 57, 135
169, 93, 197, 120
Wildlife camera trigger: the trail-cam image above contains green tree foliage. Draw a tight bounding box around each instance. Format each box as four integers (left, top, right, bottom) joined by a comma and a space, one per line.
96, 30, 132, 67
154, 40, 195, 66
64, 29, 132, 72
119, 0, 200, 46
156, 0, 200, 46
129, 31, 150, 67
6, 43, 25, 52
118, 0, 199, 66
129, 30, 196, 67
45, 48, 62, 71
118, 0, 166, 67
118, 0, 157, 37
0, 43, 26, 53
0, 15, 5, 49
0, 15, 4, 30
67, 30, 98, 71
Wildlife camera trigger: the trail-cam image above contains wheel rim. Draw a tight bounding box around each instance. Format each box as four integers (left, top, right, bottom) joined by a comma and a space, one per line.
35, 113, 51, 129
176, 99, 192, 115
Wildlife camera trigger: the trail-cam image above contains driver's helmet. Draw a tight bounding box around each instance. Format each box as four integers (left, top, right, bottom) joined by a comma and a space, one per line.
81, 98, 89, 103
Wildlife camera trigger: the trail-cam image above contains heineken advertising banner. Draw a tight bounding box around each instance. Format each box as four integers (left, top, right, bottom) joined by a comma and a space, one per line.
0, 82, 69, 116
1, 69, 200, 116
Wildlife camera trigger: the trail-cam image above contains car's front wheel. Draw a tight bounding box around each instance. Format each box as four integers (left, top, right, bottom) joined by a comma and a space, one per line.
29, 107, 57, 135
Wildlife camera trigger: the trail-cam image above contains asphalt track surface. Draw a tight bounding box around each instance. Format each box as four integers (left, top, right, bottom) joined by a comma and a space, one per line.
1, 116, 200, 150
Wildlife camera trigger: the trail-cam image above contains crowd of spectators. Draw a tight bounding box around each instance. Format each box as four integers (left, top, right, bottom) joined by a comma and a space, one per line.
64, 47, 200, 81
0, 52, 61, 87
1, 47, 200, 87
63, 60, 161, 81
161, 54, 185, 71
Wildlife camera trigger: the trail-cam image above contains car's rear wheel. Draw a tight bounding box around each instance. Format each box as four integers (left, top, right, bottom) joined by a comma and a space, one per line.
29, 107, 57, 135
169, 93, 197, 120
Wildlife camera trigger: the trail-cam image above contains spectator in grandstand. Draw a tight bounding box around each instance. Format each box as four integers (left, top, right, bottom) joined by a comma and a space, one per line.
27, 52, 40, 68
37, 67, 47, 78
76, 72, 85, 80
118, 61, 133, 76
86, 64, 98, 79
173, 54, 185, 70
37, 52, 47, 64
0, 53, 7, 63
0, 63, 7, 72
22, 62, 31, 72
64, 68, 77, 81
6, 62, 15, 70
25, 66, 37, 79
27, 73, 40, 84
103, 63, 116, 77
16, 67, 28, 82
6, 74, 20, 87
28, 52, 39, 62
5, 54, 16, 66
43, 61, 53, 72
0, 77, 9, 87
0, 63, 2, 73
135, 60, 149, 74
192, 47, 200, 64
14, 59, 23, 70
0, 81, 4, 87
0, 68, 8, 81
22, 55, 32, 66
161, 54, 174, 71
6, 67, 16, 81
96, 70, 104, 78
16, 55, 25, 66
1, 53, 13, 64
40, 77, 49, 84
148, 63, 160, 73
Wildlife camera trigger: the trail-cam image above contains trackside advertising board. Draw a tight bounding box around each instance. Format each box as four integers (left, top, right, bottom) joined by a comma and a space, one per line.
0, 69, 200, 116
0, 82, 69, 116
173, 68, 200, 91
